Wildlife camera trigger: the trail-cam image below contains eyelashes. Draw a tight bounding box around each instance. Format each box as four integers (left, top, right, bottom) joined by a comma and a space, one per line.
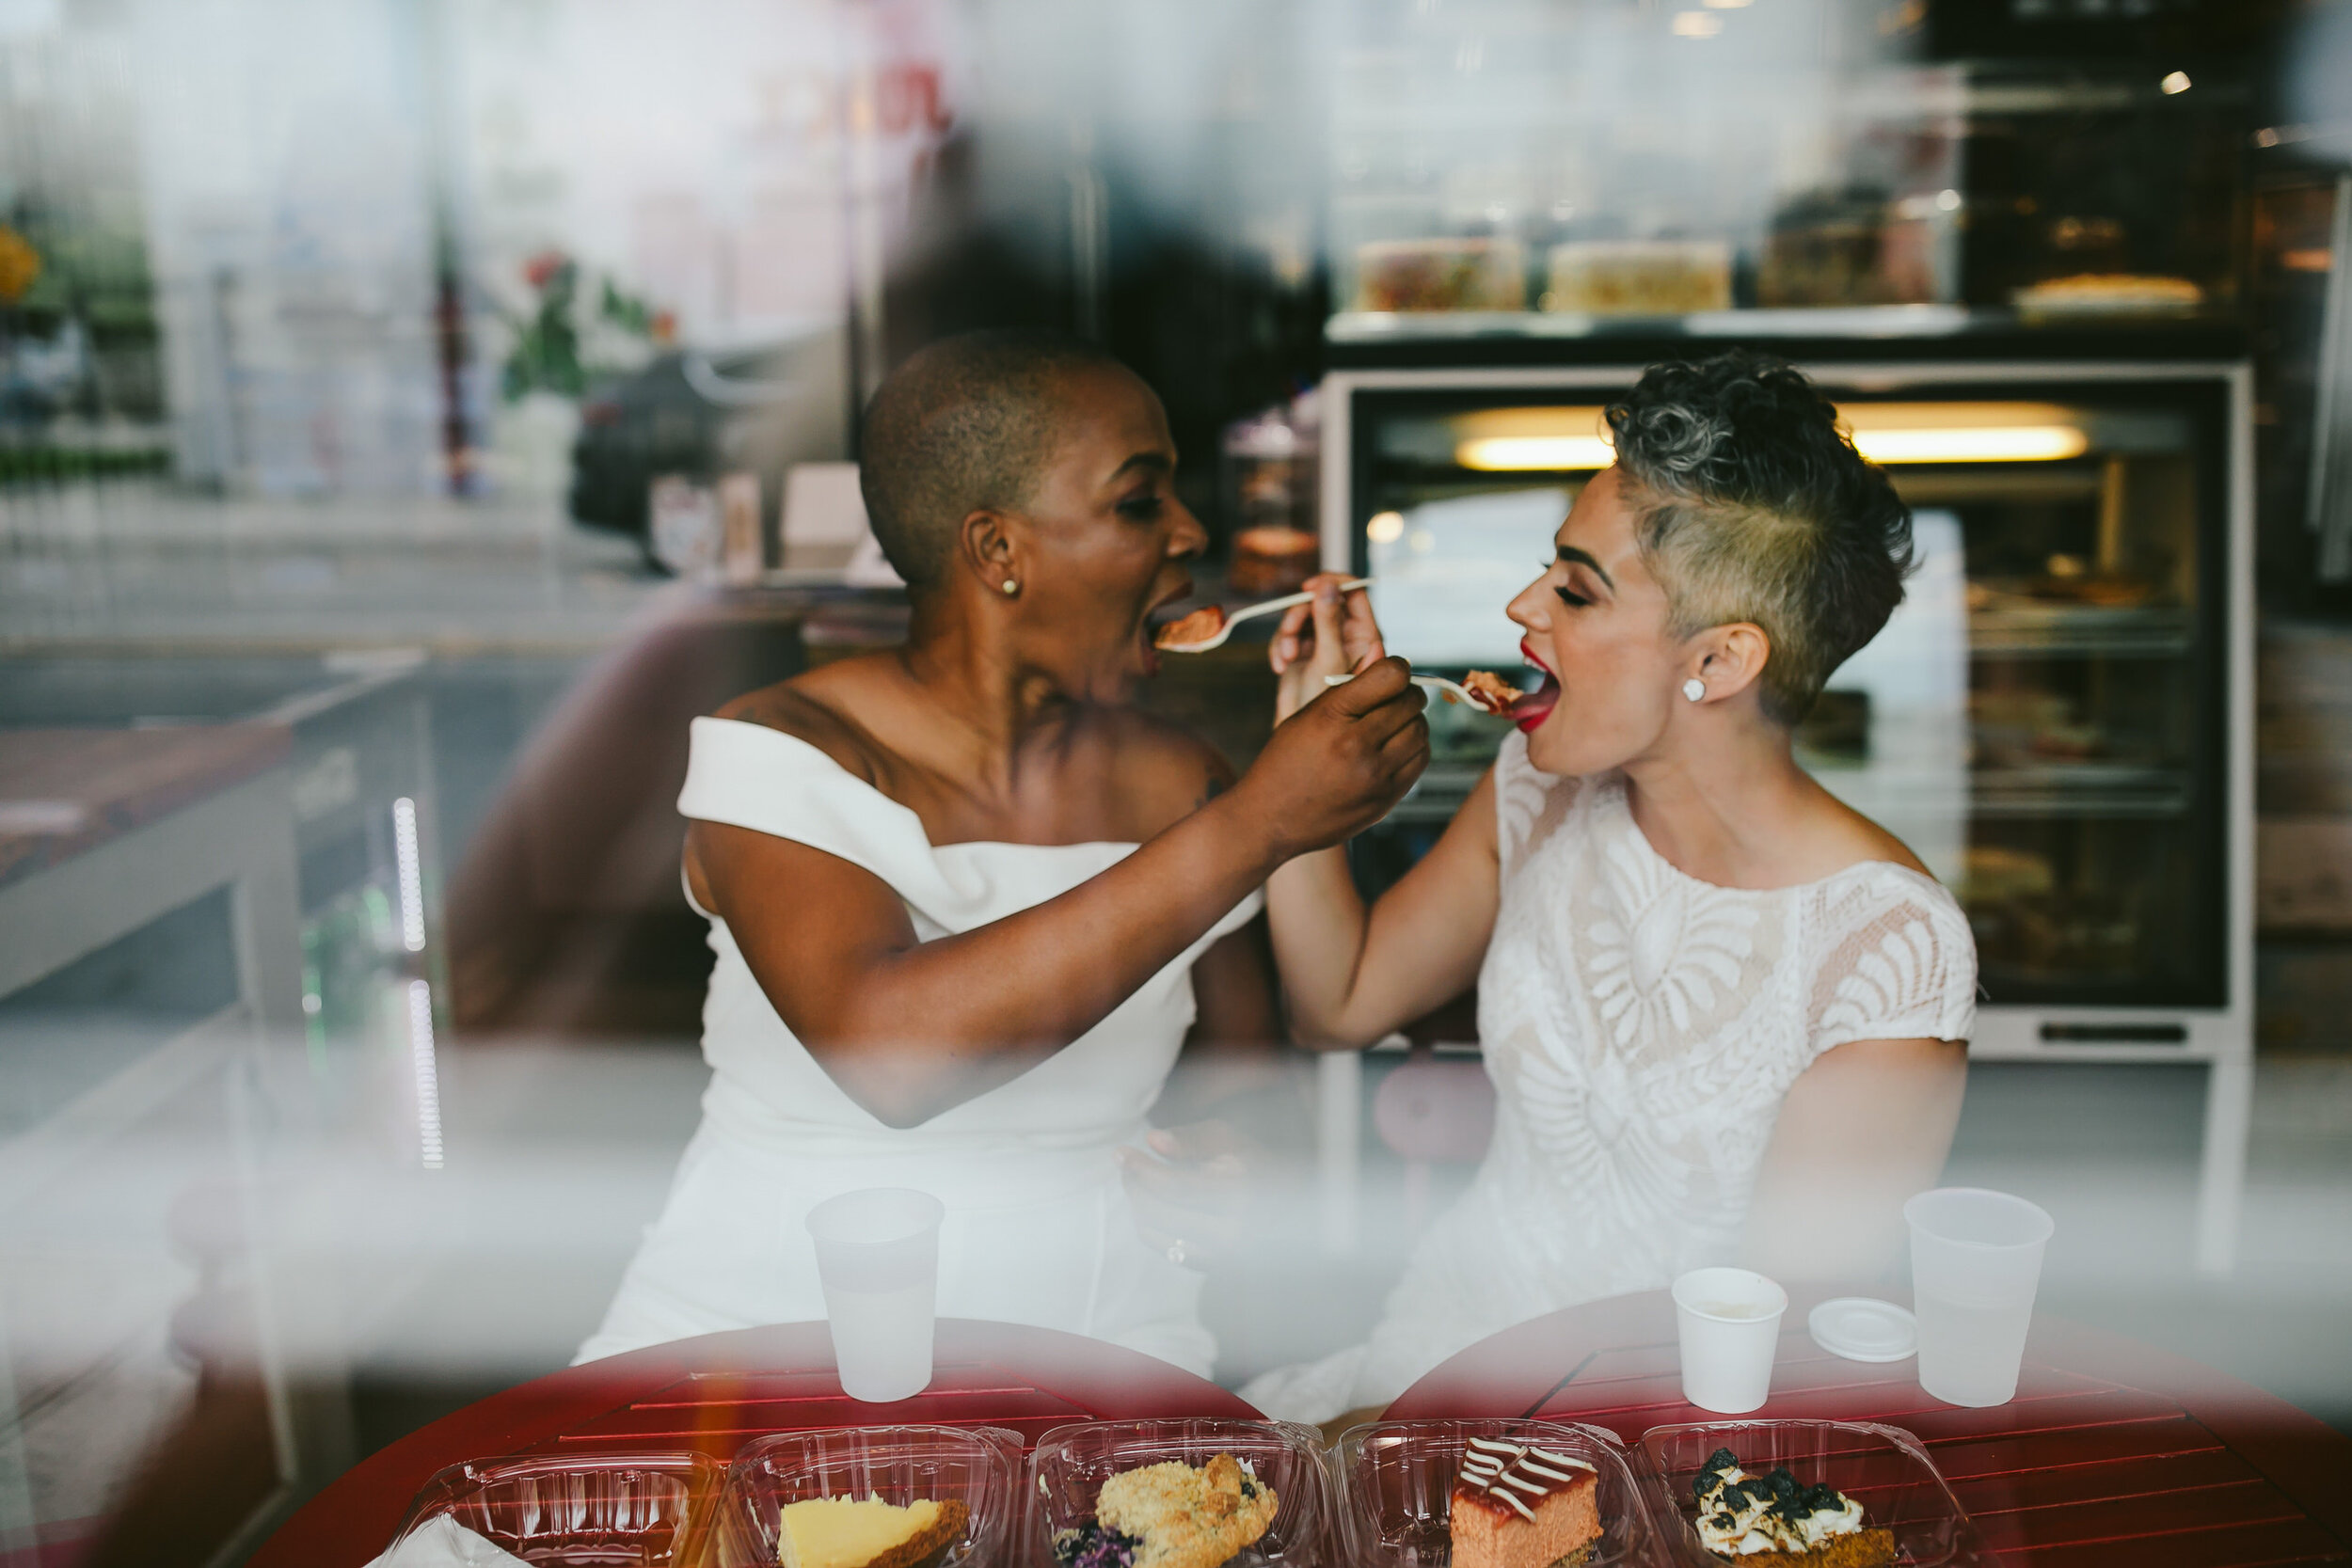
1118, 495, 1165, 521
1540, 562, 1591, 608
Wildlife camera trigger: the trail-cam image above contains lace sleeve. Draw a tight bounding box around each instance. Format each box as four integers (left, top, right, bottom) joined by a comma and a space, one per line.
1804, 872, 1978, 1057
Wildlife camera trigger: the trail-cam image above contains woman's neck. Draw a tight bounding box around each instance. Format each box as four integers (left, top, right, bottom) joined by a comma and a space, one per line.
1618, 709, 1829, 890
893, 599, 1073, 792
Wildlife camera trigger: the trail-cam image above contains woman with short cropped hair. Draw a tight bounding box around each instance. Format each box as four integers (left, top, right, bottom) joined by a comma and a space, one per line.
1246, 352, 1978, 1424
579, 329, 1429, 1370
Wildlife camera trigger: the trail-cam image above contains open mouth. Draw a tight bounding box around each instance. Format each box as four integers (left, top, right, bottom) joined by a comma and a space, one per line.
1516, 641, 1563, 733
1141, 578, 1197, 675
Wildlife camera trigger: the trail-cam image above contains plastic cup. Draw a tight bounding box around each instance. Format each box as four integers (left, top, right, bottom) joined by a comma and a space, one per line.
1671, 1267, 1788, 1414
805, 1187, 946, 1402
1905, 1187, 2055, 1408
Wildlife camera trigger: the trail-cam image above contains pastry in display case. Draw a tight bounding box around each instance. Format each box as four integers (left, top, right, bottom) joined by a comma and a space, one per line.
1350, 238, 1528, 314
1228, 528, 1318, 595
1541, 241, 1731, 316
2011, 274, 2207, 318
1220, 402, 1320, 594
1757, 187, 1949, 308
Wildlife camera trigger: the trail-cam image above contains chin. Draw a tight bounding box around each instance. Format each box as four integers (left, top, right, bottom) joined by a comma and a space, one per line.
1523, 713, 1638, 779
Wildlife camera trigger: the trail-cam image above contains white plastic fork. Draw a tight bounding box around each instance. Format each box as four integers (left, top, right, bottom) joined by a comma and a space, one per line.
1156, 577, 1374, 652
1324, 671, 1509, 714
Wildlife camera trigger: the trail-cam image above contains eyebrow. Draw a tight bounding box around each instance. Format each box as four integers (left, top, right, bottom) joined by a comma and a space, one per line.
1557, 544, 1614, 590
1110, 451, 1174, 482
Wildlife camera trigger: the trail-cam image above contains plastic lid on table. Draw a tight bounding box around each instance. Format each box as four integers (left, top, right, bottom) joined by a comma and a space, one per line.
1806, 1297, 1918, 1363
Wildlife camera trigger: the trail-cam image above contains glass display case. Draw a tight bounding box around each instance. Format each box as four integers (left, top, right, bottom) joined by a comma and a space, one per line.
1326, 41, 2245, 344
1321, 357, 2249, 1063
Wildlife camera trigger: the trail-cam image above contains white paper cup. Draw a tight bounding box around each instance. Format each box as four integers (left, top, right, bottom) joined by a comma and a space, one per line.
1905, 1186, 2055, 1408
805, 1187, 946, 1402
1671, 1267, 1788, 1414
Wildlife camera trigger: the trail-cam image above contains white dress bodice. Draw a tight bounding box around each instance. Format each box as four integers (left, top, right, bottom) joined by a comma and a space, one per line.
580, 718, 1262, 1371
1246, 730, 1976, 1420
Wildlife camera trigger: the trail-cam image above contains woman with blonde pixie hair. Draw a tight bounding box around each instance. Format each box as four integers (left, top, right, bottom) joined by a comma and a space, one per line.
1245, 352, 1978, 1425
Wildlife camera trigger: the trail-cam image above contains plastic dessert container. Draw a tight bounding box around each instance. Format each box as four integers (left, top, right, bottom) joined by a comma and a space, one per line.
1025, 1418, 1332, 1568
712, 1424, 1026, 1568
1333, 1418, 1655, 1568
381, 1450, 724, 1565
1633, 1420, 1982, 1568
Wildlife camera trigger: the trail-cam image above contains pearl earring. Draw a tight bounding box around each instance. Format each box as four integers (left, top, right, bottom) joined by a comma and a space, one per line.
1001, 578, 1019, 596
1682, 677, 1706, 703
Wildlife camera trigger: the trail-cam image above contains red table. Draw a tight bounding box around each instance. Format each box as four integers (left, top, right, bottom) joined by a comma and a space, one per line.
1387, 1287, 2352, 1568
251, 1319, 1257, 1568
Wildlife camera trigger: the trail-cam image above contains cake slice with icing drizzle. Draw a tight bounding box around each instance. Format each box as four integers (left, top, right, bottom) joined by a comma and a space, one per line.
1448, 1437, 1601, 1568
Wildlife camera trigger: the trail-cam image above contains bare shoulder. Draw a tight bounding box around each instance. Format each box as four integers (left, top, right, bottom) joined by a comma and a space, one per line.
1823, 792, 1934, 879
709, 657, 894, 784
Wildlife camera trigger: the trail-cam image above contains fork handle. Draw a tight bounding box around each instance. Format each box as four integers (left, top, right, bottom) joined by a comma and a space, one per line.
1227, 576, 1373, 627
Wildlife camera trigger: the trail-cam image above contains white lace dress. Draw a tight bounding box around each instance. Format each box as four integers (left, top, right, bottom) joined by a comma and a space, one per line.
1245, 731, 1976, 1422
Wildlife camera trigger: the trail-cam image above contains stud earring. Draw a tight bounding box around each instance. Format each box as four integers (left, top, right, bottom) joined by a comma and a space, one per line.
1001, 578, 1019, 596
1682, 677, 1706, 703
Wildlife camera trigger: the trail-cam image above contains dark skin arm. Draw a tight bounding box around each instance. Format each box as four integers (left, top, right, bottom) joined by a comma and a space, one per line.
691, 660, 1429, 1128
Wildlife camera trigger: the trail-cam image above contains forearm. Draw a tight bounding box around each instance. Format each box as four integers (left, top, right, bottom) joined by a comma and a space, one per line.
1265, 847, 1377, 1046
1741, 1037, 1967, 1284
816, 796, 1286, 1119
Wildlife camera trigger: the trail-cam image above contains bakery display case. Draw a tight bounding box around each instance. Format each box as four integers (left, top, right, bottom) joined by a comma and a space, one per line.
1318, 349, 2253, 1269
1327, 51, 2243, 343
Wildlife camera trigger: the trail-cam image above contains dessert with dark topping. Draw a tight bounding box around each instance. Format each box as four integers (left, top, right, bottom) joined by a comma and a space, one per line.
1690, 1449, 1893, 1567
1448, 1437, 1600, 1568
1052, 1453, 1277, 1568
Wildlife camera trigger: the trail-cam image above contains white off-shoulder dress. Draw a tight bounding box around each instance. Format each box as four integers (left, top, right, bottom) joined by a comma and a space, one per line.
1245, 730, 1977, 1421
577, 717, 1262, 1372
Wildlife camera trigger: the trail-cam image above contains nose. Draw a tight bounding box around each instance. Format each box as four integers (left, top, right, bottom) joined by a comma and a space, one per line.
1506, 574, 1548, 631
1167, 497, 1209, 560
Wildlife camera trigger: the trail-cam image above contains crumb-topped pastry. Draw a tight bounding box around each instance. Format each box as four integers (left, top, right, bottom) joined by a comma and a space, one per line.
1449, 1438, 1601, 1568
1153, 607, 1228, 650
1691, 1450, 1894, 1566
1052, 1453, 1278, 1568
776, 1494, 969, 1568
1458, 671, 1521, 716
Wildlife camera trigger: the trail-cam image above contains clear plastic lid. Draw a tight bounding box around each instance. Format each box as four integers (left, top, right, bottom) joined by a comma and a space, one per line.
1025, 1418, 1332, 1568
711, 1423, 1026, 1568
1332, 1418, 1656, 1568
1634, 1420, 1984, 1568
384, 1450, 724, 1565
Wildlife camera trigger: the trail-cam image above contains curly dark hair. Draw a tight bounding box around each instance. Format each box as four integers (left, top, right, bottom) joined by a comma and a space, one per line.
1604, 351, 1914, 724
859, 328, 1124, 593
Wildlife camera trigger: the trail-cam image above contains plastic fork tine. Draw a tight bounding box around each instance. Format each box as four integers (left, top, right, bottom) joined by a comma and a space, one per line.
1324, 671, 1506, 713
1157, 578, 1374, 652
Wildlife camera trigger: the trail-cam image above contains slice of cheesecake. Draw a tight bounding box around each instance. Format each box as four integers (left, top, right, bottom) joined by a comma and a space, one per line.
1448, 1439, 1601, 1568
776, 1493, 969, 1568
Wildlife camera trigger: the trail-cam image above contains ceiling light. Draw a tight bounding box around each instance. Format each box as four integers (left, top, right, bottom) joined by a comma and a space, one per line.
1671, 12, 1724, 37
2160, 71, 2191, 95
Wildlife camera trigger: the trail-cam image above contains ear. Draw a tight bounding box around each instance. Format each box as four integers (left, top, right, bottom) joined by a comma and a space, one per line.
956, 508, 1018, 590
1686, 623, 1771, 705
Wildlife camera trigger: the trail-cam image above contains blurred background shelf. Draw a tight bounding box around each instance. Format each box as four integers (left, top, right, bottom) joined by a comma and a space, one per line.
1966, 604, 2198, 656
